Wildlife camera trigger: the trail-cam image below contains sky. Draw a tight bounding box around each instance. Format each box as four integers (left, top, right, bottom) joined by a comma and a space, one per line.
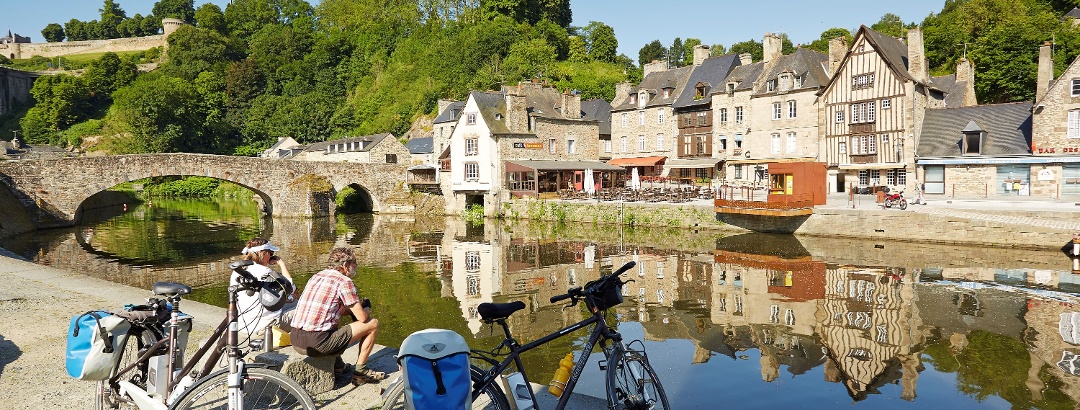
5, 0, 946, 60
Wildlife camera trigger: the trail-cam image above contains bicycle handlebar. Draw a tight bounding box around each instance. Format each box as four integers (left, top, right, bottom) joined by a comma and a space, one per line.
549, 261, 636, 303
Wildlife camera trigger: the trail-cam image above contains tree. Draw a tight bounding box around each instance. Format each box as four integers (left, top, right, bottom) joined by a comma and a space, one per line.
225, 58, 265, 130
681, 38, 702, 66
709, 44, 727, 56
98, 0, 127, 39
669, 38, 683, 67
65, 19, 88, 41
195, 3, 227, 34
638, 40, 666, 67
164, 25, 235, 80
503, 38, 556, 81
568, 35, 587, 63
729, 39, 763, 63
871, 13, 906, 38
110, 74, 203, 153
805, 27, 852, 53
117, 14, 143, 37
41, 23, 65, 42
153, 0, 196, 24
225, 0, 278, 39
84, 52, 136, 98
20, 75, 92, 144
586, 22, 617, 63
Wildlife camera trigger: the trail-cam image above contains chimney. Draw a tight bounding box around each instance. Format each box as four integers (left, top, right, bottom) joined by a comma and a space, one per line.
643, 59, 668, 78
955, 57, 977, 106
505, 89, 528, 133
828, 36, 848, 76
906, 27, 928, 84
762, 33, 782, 64
613, 82, 633, 105
1037, 41, 1054, 102
739, 53, 753, 65
693, 44, 711, 66
562, 89, 581, 119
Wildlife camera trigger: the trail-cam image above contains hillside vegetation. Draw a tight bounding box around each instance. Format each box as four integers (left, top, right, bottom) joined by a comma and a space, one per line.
4, 0, 1080, 154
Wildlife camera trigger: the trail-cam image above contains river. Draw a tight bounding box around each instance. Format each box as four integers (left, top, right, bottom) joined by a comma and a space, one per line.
4, 197, 1080, 409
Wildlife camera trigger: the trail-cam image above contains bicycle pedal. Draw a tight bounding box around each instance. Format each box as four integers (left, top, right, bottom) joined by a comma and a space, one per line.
249, 339, 265, 351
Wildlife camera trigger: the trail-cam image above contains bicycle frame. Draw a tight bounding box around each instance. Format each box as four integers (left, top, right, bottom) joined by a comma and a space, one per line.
472, 308, 622, 410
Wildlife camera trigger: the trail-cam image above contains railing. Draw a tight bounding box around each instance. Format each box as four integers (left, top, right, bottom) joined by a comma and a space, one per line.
507, 180, 537, 191
714, 184, 814, 211
407, 174, 438, 184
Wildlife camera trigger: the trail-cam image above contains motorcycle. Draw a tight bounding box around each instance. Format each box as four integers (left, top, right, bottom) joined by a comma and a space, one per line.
884, 189, 908, 210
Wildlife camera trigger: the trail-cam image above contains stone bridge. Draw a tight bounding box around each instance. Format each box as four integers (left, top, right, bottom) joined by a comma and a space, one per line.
0, 153, 413, 235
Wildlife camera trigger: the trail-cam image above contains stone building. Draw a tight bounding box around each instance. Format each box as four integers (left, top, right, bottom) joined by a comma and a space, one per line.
608, 61, 693, 176
668, 46, 740, 182
0, 31, 30, 44
712, 51, 766, 183
259, 137, 303, 159
1030, 41, 1080, 198
817, 26, 975, 194
917, 102, 1033, 198
581, 98, 613, 161
446, 82, 616, 214
432, 99, 464, 162
295, 133, 409, 164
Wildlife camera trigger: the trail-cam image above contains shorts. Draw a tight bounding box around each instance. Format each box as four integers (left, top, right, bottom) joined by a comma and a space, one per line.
290, 326, 353, 357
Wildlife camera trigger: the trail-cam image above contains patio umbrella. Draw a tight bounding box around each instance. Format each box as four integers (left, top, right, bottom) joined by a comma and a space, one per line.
631, 167, 640, 190
584, 169, 595, 194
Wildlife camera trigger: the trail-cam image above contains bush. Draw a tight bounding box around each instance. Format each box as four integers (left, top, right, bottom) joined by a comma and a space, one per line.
461, 204, 484, 225
143, 176, 221, 197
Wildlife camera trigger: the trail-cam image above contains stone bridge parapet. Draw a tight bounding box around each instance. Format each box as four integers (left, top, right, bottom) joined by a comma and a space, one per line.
0, 153, 411, 234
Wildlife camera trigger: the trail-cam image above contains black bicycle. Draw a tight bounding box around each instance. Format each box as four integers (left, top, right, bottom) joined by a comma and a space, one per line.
380, 261, 669, 410
95, 260, 314, 410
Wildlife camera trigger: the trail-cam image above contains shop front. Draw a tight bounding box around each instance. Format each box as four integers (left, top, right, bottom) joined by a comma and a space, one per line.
505, 160, 624, 199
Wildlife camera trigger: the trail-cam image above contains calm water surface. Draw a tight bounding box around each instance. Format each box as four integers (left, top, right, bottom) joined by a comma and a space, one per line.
5, 198, 1080, 409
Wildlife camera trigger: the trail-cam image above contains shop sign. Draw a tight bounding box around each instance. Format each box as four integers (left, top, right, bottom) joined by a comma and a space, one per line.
1038, 168, 1054, 181
514, 142, 544, 149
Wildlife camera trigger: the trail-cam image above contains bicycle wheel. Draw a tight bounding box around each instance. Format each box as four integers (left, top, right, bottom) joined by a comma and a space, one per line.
97, 327, 159, 410
606, 346, 670, 410
169, 367, 315, 409
379, 365, 511, 410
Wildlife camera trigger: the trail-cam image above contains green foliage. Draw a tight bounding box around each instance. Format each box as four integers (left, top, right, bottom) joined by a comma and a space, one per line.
504, 38, 556, 81
586, 22, 618, 63
871, 13, 906, 38
98, 0, 128, 39
805, 28, 852, 54
164, 25, 236, 80
335, 185, 368, 213
107, 73, 204, 153
567, 35, 587, 63
57, 119, 103, 148
549, 60, 628, 101
669, 37, 683, 67
20, 74, 92, 145
461, 203, 485, 225
729, 39, 763, 63
42, 23, 65, 42
681, 38, 702, 66
142, 176, 221, 198
85, 52, 137, 97
195, 3, 227, 34
153, 0, 196, 24
638, 40, 666, 67
709, 44, 727, 56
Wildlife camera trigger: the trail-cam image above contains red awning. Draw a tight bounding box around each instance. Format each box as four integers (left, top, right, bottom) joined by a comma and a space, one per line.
607, 156, 666, 167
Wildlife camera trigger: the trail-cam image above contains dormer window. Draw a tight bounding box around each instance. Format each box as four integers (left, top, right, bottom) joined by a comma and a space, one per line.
663, 88, 671, 98
962, 120, 985, 155
766, 79, 777, 92
727, 83, 736, 94
778, 73, 793, 92
694, 83, 706, 100
638, 91, 647, 107
629, 94, 637, 104
495, 113, 503, 121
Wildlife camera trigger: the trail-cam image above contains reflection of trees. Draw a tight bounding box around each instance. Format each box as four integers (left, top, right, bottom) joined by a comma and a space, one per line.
923, 330, 1073, 408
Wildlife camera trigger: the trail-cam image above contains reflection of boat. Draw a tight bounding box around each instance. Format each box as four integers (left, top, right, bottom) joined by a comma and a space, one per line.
714, 162, 826, 234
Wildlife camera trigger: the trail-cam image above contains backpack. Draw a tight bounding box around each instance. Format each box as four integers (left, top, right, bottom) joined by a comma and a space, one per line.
398, 329, 472, 410
65, 310, 131, 380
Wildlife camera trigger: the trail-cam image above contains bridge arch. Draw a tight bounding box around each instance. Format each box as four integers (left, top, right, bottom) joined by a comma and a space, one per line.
75, 176, 275, 224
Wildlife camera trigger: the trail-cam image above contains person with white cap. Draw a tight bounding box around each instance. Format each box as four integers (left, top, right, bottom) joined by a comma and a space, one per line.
232, 237, 296, 337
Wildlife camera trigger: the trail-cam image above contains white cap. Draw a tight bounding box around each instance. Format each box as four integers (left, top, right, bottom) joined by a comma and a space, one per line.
242, 243, 280, 255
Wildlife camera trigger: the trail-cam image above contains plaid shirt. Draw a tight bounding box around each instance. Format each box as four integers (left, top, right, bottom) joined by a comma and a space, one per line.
291, 269, 360, 332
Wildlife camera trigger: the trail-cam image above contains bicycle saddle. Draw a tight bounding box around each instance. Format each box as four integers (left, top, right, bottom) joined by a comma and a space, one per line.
477, 301, 526, 321
153, 281, 192, 297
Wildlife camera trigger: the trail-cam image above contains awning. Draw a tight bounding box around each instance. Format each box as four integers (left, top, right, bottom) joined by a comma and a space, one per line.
607, 156, 666, 167
838, 163, 906, 170
917, 156, 1080, 165
664, 158, 720, 169
505, 160, 624, 172
734, 135, 743, 142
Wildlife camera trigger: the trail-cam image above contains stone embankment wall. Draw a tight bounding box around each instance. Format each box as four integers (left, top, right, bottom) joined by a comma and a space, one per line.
0, 35, 165, 60
500, 199, 1075, 250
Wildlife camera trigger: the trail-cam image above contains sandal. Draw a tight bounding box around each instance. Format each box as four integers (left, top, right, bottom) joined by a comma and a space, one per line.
350, 367, 387, 386
333, 358, 350, 377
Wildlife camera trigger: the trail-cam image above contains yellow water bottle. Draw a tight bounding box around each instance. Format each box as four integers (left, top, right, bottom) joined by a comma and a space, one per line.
548, 353, 574, 396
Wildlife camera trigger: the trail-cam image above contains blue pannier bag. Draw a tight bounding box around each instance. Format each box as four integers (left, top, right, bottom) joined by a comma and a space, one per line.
398, 329, 472, 410
65, 310, 131, 380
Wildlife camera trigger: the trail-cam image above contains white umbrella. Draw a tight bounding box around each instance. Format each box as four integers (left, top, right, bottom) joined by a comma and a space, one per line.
584, 169, 595, 194
631, 167, 640, 190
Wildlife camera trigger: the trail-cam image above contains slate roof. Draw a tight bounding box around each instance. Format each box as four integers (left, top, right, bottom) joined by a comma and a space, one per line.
861, 26, 913, 83
581, 99, 612, 135
929, 73, 972, 107
405, 137, 434, 154
717, 61, 767, 93
471, 91, 512, 134
611, 66, 694, 111
303, 133, 395, 153
1067, 7, 1080, 19
672, 54, 741, 109
753, 48, 829, 96
471, 87, 596, 135
918, 102, 1032, 158
433, 101, 465, 124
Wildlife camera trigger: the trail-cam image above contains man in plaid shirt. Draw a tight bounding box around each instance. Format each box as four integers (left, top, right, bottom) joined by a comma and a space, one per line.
290, 247, 385, 385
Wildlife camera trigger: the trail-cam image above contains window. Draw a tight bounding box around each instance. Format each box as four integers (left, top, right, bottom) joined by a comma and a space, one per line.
466, 113, 476, 125
663, 89, 671, 98
734, 164, 743, 179
621, 136, 628, 152
604, 139, 612, 153
836, 110, 844, 123
720, 108, 728, 124
549, 138, 557, 154
849, 136, 877, 155
697, 111, 707, 125
719, 136, 727, 151
465, 137, 478, 155
466, 275, 480, 296
657, 134, 665, 151
465, 251, 480, 272
963, 132, 981, 155
869, 169, 880, 186
771, 134, 781, 154
639, 111, 645, 125
1073, 79, 1080, 97
464, 162, 479, 181
629, 94, 637, 105
735, 106, 744, 124
850, 102, 874, 123
567, 138, 576, 154
838, 141, 847, 154
788, 101, 797, 118
639, 135, 646, 151
868, 134, 876, 153
858, 170, 868, 186
682, 136, 692, 156
772, 102, 781, 120
852, 104, 860, 123
621, 113, 627, 127
766, 79, 777, 92
868, 100, 876, 122
786, 132, 796, 153
695, 84, 706, 99
886, 169, 906, 186
658, 110, 665, 124
881, 99, 891, 109
1070, 110, 1080, 139
852, 72, 875, 90
682, 114, 692, 127
385, 154, 398, 163
696, 135, 707, 154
